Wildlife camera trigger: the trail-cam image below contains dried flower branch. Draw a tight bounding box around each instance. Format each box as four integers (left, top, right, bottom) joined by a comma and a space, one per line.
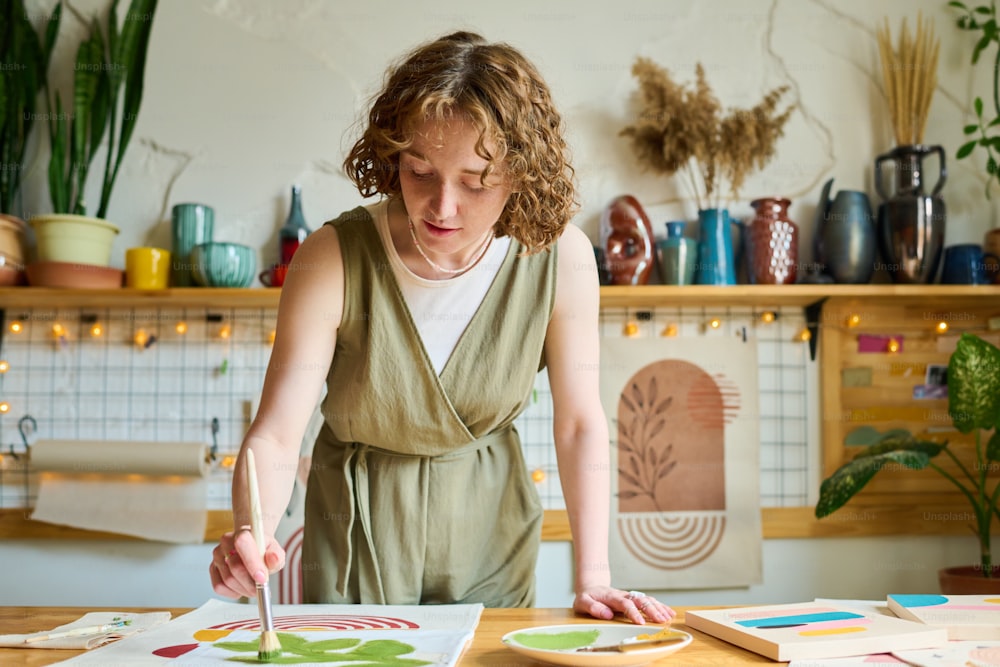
620, 57, 794, 211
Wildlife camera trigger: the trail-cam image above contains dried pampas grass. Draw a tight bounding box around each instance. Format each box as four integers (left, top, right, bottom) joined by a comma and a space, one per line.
620, 58, 794, 211
876, 13, 939, 146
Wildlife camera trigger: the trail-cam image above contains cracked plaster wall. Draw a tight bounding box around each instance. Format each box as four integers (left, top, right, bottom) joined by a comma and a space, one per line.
18, 0, 997, 271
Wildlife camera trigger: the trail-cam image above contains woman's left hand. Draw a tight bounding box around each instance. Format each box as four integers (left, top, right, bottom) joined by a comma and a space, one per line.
574, 587, 676, 625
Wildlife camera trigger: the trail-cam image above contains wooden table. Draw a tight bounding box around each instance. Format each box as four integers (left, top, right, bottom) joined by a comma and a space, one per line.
0, 606, 784, 665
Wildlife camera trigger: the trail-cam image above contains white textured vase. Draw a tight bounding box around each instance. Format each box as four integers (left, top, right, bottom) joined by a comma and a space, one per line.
30, 214, 120, 267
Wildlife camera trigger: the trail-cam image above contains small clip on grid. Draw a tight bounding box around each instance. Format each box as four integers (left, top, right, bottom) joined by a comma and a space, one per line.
209, 417, 220, 463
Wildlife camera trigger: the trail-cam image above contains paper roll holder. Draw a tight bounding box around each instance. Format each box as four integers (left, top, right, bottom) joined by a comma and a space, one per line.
6, 414, 36, 460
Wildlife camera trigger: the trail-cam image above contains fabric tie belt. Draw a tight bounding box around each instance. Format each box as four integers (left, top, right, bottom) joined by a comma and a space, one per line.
335, 425, 514, 602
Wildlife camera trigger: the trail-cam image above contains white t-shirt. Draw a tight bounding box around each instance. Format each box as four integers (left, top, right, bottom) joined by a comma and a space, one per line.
369, 200, 511, 375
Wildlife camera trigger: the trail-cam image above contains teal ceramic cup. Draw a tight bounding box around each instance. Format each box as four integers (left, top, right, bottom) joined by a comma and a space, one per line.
171, 203, 214, 286
190, 242, 256, 287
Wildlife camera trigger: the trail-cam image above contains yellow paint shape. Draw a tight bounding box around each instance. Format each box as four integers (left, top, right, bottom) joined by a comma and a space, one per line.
799, 626, 867, 637
986, 598, 1000, 604
193, 629, 232, 641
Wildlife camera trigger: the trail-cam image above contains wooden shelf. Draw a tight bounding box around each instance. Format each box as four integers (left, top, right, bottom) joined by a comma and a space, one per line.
1, 284, 998, 310
0, 287, 282, 309
598, 284, 1000, 308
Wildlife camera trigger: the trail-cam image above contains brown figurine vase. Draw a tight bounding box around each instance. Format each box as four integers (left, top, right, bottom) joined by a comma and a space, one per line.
600, 194, 655, 286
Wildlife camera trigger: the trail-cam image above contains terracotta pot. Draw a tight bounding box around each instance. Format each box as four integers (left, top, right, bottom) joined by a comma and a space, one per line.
938, 565, 1000, 594
0, 213, 28, 266
985, 228, 1000, 284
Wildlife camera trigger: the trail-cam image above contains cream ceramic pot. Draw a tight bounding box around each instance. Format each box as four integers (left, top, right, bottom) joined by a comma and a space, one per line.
30, 214, 120, 267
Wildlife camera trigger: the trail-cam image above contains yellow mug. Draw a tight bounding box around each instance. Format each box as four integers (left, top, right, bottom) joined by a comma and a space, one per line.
125, 247, 171, 289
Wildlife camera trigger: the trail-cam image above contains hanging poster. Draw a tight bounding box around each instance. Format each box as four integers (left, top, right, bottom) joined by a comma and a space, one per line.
601, 337, 762, 589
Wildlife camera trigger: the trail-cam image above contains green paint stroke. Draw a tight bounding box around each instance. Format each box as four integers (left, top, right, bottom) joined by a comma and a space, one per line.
512, 629, 601, 650
217, 632, 432, 665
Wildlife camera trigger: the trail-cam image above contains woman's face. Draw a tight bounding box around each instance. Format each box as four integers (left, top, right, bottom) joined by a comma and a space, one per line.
398, 116, 510, 263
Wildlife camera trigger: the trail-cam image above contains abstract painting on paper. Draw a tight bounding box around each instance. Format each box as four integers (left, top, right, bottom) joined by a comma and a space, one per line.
887, 594, 1000, 640
59, 599, 483, 666
685, 601, 948, 661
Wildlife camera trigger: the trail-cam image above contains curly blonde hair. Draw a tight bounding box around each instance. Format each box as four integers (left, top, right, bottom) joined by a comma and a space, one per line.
343, 31, 577, 254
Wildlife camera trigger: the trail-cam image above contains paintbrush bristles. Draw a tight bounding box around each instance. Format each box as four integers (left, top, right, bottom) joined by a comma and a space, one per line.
245, 449, 281, 661
257, 628, 281, 661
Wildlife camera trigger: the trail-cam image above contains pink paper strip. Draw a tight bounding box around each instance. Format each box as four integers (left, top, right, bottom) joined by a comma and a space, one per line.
858, 334, 904, 353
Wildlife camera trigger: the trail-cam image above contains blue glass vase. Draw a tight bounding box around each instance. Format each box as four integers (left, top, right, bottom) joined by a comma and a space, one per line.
656, 221, 697, 285
695, 208, 738, 285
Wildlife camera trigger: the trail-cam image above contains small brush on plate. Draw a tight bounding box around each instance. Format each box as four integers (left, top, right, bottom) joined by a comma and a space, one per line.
576, 632, 688, 653
246, 448, 280, 660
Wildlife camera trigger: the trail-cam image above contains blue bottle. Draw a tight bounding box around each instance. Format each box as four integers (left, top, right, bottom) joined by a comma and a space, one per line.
656, 221, 698, 285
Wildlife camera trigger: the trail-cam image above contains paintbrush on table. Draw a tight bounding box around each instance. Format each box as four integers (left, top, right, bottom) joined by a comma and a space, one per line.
246, 448, 280, 660
24, 619, 131, 644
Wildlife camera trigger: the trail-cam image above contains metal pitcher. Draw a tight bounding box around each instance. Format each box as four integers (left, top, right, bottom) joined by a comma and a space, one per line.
814, 178, 876, 284
873, 144, 946, 284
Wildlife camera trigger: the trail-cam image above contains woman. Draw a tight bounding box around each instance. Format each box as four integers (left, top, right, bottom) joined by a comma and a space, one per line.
210, 31, 674, 625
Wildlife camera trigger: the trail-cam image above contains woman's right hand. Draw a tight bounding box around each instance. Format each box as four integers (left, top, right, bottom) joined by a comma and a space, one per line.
210, 527, 286, 599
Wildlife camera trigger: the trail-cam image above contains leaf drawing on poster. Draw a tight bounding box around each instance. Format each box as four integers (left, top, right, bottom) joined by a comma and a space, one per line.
618, 376, 677, 511
214, 632, 431, 664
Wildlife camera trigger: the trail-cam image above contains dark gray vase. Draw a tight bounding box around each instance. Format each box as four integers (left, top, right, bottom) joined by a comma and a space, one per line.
814, 178, 877, 284
874, 144, 946, 284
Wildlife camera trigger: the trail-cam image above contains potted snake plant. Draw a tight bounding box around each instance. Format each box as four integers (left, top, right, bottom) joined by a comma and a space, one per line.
0, 0, 59, 282
29, 0, 158, 269
816, 333, 1000, 592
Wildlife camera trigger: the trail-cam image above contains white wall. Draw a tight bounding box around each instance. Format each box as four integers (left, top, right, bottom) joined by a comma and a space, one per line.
6, 0, 997, 608
17, 0, 998, 255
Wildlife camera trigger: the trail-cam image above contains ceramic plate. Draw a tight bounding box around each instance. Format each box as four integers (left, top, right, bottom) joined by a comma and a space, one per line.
501, 624, 692, 666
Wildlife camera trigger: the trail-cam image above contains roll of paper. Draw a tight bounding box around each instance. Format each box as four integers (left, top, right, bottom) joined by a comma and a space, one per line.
29, 440, 211, 544
30, 440, 210, 477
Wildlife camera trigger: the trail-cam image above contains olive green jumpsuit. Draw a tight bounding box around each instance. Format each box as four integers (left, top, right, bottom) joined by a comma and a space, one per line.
302, 205, 557, 607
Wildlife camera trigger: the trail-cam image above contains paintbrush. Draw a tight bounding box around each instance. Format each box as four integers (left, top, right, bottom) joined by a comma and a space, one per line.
24, 619, 131, 643
246, 448, 280, 660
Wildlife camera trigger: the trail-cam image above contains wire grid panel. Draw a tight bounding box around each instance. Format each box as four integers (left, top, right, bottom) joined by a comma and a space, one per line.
0, 303, 818, 512
0, 306, 276, 509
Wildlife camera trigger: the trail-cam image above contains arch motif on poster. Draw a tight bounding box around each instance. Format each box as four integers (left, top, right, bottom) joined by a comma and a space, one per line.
614, 358, 739, 569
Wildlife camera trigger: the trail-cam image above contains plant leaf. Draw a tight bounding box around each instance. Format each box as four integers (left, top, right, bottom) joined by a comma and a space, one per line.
851, 432, 945, 460
987, 430, 1000, 463
974, 34, 992, 64
101, 0, 158, 217
976, 97, 985, 117
958, 140, 979, 159
949, 333, 1000, 432
816, 450, 931, 518
966, 123, 982, 134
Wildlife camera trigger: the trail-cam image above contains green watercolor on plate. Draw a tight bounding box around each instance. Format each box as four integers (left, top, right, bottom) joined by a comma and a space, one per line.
512, 629, 601, 650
